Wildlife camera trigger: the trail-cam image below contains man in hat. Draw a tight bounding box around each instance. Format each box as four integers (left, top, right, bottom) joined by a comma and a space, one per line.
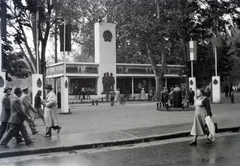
20, 86, 39, 135
42, 84, 61, 137
0, 87, 23, 143
0, 87, 33, 148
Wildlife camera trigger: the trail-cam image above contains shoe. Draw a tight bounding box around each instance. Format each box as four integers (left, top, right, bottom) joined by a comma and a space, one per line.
32, 131, 39, 135
206, 139, 212, 144
189, 141, 197, 146
17, 139, 25, 144
43, 134, 51, 138
1, 144, 9, 148
25, 141, 34, 145
57, 127, 61, 134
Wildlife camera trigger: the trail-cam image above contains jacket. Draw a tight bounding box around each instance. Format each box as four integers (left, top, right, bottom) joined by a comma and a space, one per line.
0, 95, 11, 122
8, 95, 28, 124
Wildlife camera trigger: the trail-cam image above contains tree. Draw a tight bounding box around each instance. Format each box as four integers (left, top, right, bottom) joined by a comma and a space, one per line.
1, 0, 30, 81
2, 38, 31, 81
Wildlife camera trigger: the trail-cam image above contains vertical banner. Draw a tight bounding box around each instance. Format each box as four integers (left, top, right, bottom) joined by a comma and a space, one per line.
212, 76, 221, 103
59, 24, 71, 52
60, 77, 70, 114
32, 74, 43, 107
189, 77, 196, 101
189, 41, 197, 61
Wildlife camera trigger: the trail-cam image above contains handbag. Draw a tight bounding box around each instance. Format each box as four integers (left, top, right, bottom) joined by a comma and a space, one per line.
205, 116, 216, 142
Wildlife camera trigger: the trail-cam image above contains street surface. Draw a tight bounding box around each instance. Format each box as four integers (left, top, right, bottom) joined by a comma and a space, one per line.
30, 92, 240, 136
0, 132, 239, 166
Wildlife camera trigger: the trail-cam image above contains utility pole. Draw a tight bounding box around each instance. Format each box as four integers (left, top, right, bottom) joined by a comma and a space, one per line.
0, 0, 7, 115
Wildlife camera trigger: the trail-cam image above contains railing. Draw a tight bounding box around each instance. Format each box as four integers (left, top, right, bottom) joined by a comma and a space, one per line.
116, 64, 184, 75
46, 62, 99, 75
46, 62, 184, 76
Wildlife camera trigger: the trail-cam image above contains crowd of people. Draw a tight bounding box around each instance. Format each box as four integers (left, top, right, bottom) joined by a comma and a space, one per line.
0, 84, 61, 148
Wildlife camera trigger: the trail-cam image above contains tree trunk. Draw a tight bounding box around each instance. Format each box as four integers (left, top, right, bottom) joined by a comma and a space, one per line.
155, 75, 163, 101
182, 39, 189, 100
146, 43, 164, 102
41, 40, 47, 97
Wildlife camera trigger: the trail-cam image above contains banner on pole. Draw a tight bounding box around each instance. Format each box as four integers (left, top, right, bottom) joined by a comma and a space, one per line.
59, 24, 71, 52
189, 41, 197, 61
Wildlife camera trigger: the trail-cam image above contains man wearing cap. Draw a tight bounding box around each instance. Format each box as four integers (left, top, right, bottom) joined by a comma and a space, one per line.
0, 87, 33, 148
20, 86, 39, 135
0, 87, 23, 143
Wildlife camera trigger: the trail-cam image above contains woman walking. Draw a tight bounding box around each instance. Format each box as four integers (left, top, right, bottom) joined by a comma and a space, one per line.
42, 84, 61, 137
34, 90, 45, 125
189, 88, 212, 145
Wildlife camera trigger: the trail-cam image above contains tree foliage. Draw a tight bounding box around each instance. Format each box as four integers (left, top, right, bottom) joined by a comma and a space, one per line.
3, 0, 240, 91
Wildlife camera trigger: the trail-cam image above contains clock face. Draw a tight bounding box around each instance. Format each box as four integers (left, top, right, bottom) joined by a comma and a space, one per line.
103, 30, 112, 42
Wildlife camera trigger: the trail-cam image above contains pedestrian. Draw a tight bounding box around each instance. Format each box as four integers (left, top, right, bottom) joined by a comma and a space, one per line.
188, 88, 195, 105
34, 90, 45, 125
0, 87, 34, 148
115, 88, 120, 105
20, 86, 39, 135
81, 87, 85, 100
42, 84, 61, 137
169, 88, 174, 106
161, 87, 168, 107
229, 83, 233, 97
189, 88, 212, 146
224, 84, 229, 97
140, 88, 145, 101
86, 87, 91, 100
0, 87, 23, 143
109, 90, 115, 106
74, 85, 78, 99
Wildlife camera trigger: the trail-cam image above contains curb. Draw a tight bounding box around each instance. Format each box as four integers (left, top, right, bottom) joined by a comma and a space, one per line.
0, 126, 239, 158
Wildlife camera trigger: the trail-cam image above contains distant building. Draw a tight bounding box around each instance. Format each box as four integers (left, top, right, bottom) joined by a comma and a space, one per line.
46, 22, 185, 98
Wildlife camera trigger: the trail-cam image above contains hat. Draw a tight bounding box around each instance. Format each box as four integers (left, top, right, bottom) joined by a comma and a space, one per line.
14, 87, 22, 95
44, 84, 53, 89
21, 86, 29, 91
4, 87, 12, 93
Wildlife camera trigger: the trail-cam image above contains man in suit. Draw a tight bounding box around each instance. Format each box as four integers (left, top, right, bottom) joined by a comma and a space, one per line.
20, 86, 39, 135
0, 87, 23, 143
0, 87, 33, 148
188, 88, 195, 105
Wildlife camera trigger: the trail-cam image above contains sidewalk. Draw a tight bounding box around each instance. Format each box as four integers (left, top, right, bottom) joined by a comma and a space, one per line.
0, 93, 239, 158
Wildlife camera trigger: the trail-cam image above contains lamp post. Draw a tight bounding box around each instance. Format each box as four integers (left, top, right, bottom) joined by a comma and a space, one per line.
212, 20, 221, 103
59, 19, 71, 114
32, 6, 43, 107
189, 40, 197, 101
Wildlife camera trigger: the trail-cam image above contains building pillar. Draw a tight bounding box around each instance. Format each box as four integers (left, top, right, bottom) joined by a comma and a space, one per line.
165, 78, 168, 87
95, 22, 116, 96
60, 76, 70, 113
212, 76, 221, 103
132, 77, 134, 98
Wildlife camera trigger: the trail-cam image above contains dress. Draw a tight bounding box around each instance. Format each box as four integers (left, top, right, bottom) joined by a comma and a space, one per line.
190, 97, 207, 136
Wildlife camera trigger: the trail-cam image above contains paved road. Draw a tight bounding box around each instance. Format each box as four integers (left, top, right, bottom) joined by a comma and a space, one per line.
32, 92, 240, 135
0, 93, 239, 158
0, 132, 239, 166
